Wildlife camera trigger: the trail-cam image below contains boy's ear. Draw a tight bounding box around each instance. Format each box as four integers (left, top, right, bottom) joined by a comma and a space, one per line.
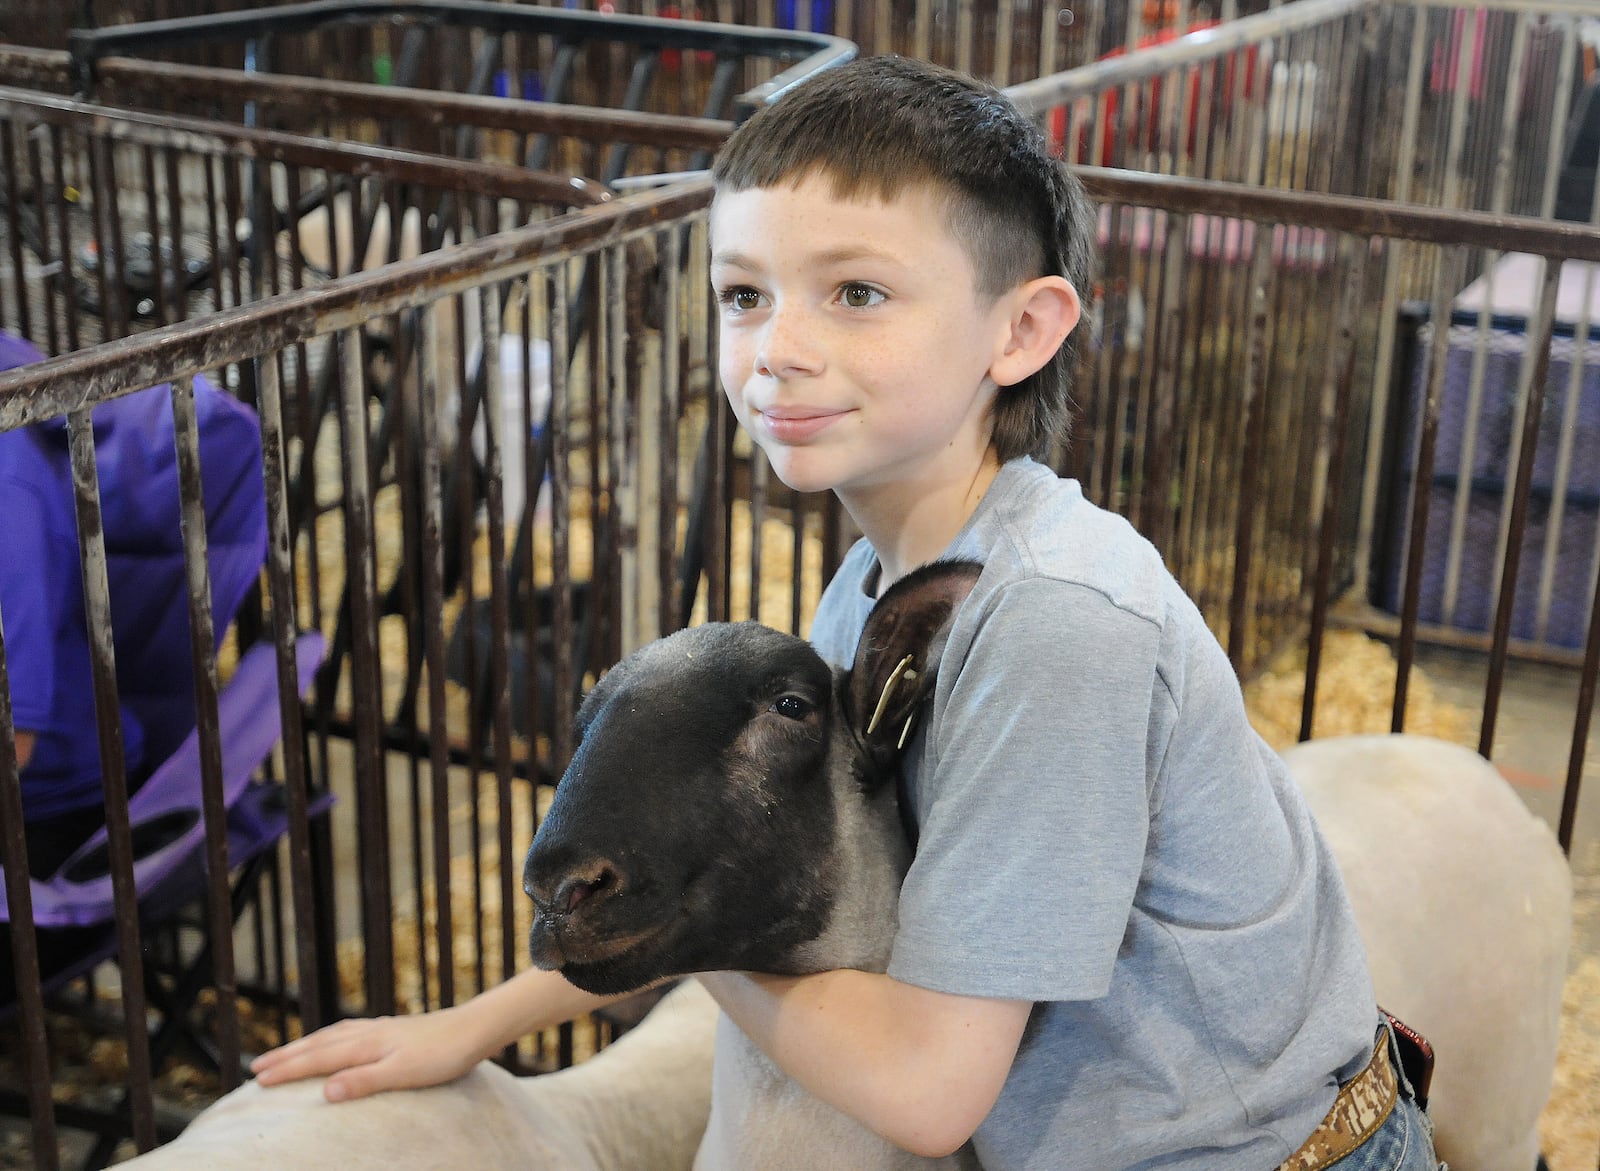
845, 560, 984, 774
989, 275, 1082, 389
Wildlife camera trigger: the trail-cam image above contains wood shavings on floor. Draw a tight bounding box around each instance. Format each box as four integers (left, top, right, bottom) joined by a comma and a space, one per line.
1243, 628, 1478, 751
1542, 841, 1600, 1171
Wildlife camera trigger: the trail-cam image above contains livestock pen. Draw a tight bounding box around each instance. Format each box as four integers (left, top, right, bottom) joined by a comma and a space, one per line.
0, 178, 759, 1166
0, 10, 850, 1163
1003, 0, 1600, 839
2, 0, 1270, 89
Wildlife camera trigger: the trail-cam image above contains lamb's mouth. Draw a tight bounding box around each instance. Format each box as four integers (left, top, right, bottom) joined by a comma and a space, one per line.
529, 912, 674, 972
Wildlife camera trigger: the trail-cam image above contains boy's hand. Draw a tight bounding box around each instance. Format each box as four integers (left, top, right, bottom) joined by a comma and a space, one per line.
250, 1007, 482, 1102
251, 966, 617, 1103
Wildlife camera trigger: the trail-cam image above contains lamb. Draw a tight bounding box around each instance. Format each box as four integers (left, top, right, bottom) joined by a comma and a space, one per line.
113, 977, 719, 1171
523, 564, 1573, 1171
118, 564, 1571, 1171
521, 559, 988, 1171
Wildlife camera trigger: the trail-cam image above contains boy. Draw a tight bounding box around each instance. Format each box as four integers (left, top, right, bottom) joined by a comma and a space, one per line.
254, 56, 1440, 1170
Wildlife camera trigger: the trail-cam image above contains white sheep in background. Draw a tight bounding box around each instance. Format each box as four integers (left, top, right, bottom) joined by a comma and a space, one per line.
1283, 734, 1571, 1171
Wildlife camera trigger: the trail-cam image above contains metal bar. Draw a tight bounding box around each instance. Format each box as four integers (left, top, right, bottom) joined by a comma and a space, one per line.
1480, 260, 1563, 757
1392, 252, 1462, 733
168, 374, 244, 1088
334, 323, 395, 1016
1563, 546, 1600, 855
0, 608, 61, 1167
1411, 0, 1599, 12
27, 127, 61, 358
657, 226, 682, 639
69, 0, 852, 71
477, 279, 519, 1012
1535, 21, 1579, 222
913, 0, 931, 63
1537, 275, 1599, 642
89, 131, 130, 339
1007, 0, 1377, 114
1300, 240, 1368, 740
0, 181, 711, 430
92, 62, 729, 153
549, 263, 575, 771
410, 296, 453, 1009
995, 0, 1013, 87
251, 352, 324, 1028
1, 121, 29, 340
1352, 1, 1425, 588
1227, 226, 1275, 670
0, 87, 615, 210
603, 50, 661, 184
525, 40, 580, 171
66, 406, 158, 1152
1069, 169, 1600, 260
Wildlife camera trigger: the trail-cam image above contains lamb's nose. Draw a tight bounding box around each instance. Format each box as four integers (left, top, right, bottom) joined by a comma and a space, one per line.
526, 859, 620, 915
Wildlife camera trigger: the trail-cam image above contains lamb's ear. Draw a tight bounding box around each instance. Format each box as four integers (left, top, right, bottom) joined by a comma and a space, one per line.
845, 560, 983, 764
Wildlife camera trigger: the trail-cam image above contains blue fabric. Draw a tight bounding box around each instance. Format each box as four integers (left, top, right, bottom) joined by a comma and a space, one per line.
0, 418, 137, 821
1333, 1096, 1439, 1170
0, 332, 266, 825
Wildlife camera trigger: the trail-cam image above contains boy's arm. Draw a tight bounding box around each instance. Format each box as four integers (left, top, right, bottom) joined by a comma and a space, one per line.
252, 966, 620, 1101
697, 968, 1029, 1158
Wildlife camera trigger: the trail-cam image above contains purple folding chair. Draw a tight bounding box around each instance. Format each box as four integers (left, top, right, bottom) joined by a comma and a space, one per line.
0, 332, 333, 1167
20, 633, 327, 929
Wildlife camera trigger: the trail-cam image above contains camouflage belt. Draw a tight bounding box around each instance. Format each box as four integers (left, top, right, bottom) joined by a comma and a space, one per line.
1276, 1031, 1398, 1171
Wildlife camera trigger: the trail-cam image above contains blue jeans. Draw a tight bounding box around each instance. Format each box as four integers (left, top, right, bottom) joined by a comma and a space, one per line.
1328, 1022, 1445, 1171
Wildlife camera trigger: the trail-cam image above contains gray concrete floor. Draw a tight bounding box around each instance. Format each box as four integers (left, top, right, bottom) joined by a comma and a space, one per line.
1412, 644, 1600, 861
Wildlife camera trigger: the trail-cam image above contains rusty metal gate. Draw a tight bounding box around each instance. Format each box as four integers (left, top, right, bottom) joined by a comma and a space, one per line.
1006, 0, 1599, 853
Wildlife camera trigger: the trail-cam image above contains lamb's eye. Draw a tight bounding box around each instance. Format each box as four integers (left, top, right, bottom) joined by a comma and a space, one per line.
772, 695, 812, 720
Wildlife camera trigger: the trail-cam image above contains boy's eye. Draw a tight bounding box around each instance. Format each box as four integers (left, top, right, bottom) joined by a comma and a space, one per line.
838, 283, 884, 309
718, 286, 765, 312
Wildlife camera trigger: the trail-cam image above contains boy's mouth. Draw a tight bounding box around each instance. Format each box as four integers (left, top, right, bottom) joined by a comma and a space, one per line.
757, 406, 847, 443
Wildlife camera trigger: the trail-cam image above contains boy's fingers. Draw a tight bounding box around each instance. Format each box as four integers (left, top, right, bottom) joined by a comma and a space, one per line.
253, 1034, 389, 1085
252, 1018, 371, 1071
324, 1065, 391, 1103
326, 1048, 443, 1101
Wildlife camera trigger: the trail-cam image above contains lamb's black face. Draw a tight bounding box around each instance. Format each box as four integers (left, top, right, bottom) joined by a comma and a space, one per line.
522, 622, 843, 996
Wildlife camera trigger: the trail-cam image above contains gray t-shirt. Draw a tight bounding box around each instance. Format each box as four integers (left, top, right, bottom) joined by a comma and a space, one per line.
808, 459, 1376, 1171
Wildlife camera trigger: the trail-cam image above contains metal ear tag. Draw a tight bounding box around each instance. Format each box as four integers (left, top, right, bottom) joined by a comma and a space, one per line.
865, 654, 917, 738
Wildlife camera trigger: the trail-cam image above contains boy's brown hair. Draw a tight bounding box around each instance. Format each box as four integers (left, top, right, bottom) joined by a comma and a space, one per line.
711, 55, 1096, 461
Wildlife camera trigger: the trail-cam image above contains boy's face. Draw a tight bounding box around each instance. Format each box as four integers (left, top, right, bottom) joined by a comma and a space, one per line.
710, 175, 1016, 504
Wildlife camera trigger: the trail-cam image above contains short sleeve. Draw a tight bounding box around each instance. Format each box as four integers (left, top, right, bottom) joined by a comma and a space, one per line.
887, 577, 1161, 1003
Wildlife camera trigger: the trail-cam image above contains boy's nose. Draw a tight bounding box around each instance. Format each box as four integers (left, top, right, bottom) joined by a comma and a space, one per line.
755, 306, 822, 378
